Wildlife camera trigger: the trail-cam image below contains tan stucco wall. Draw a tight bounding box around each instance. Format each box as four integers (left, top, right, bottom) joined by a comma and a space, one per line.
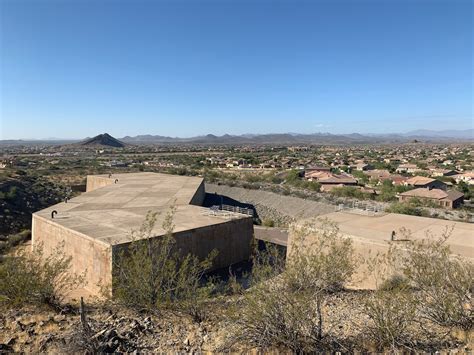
32, 214, 113, 295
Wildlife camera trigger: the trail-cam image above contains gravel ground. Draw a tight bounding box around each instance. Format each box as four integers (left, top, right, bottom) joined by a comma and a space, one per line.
1, 291, 471, 353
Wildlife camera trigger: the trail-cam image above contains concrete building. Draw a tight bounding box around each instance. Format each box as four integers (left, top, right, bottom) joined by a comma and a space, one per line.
32, 173, 254, 296
287, 212, 474, 289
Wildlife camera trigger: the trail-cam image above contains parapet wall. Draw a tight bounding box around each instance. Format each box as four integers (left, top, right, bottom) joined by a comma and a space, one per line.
86, 175, 115, 192
32, 215, 113, 295
189, 180, 205, 206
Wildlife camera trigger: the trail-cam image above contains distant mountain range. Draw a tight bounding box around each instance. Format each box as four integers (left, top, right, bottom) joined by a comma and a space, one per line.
121, 132, 382, 144
119, 129, 473, 144
1, 129, 472, 146
402, 129, 473, 139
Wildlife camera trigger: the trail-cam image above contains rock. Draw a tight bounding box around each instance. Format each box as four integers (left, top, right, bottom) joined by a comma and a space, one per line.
53, 314, 66, 322
3, 337, 16, 346
14, 320, 24, 331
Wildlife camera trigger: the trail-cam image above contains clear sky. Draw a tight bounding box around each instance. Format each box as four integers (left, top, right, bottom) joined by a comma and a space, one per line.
1, 0, 472, 139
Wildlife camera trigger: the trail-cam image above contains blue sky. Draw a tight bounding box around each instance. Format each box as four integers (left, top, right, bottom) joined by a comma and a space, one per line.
1, 0, 472, 139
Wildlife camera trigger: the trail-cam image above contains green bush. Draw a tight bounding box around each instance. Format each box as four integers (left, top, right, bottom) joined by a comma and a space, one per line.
262, 219, 275, 227
363, 289, 417, 349
378, 274, 411, 292
227, 219, 355, 351
363, 226, 473, 347
400, 228, 474, 330
385, 202, 422, 216
0, 242, 84, 308
330, 186, 368, 200
111, 207, 218, 321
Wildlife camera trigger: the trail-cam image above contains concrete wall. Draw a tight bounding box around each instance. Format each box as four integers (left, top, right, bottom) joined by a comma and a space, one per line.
112, 216, 254, 278
189, 180, 205, 206
32, 215, 113, 295
173, 217, 254, 270
86, 175, 115, 192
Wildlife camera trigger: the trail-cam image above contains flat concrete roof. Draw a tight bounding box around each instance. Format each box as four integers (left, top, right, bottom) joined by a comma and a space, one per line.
320, 212, 474, 260
34, 173, 250, 246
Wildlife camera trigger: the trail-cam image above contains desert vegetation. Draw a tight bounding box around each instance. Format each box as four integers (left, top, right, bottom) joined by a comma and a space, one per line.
0, 242, 84, 309
111, 206, 218, 322
0, 214, 472, 352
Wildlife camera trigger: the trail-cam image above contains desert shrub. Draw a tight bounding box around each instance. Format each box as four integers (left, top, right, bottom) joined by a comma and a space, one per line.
0, 229, 31, 254
330, 186, 367, 200
301, 180, 321, 191
250, 241, 286, 285
385, 202, 422, 216
226, 268, 244, 295
363, 226, 473, 347
262, 218, 275, 227
363, 289, 417, 349
400, 228, 473, 330
0, 242, 84, 308
285, 219, 356, 293
270, 175, 284, 184
5, 186, 18, 201
362, 244, 416, 349
227, 218, 355, 351
230, 281, 326, 352
111, 206, 218, 320
378, 274, 411, 292
285, 169, 302, 185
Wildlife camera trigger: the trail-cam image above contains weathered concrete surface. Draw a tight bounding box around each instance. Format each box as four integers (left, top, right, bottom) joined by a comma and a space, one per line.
254, 226, 288, 246
86, 175, 115, 192
32, 215, 112, 295
288, 212, 474, 289
32, 173, 253, 296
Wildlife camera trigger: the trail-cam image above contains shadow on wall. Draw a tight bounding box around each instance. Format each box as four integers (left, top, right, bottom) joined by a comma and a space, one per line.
203, 192, 261, 223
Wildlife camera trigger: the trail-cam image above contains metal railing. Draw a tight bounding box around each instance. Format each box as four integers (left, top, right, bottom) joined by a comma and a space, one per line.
336, 202, 384, 216
206, 204, 254, 217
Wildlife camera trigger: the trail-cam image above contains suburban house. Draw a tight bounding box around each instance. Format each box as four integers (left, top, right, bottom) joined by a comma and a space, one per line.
404, 176, 447, 190
453, 172, 474, 185
304, 166, 331, 174
396, 163, 419, 174
429, 168, 458, 177
354, 163, 373, 171
364, 169, 391, 182
399, 188, 464, 209
306, 171, 358, 188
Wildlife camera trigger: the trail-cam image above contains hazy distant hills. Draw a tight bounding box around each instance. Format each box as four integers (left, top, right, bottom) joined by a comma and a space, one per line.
402, 129, 473, 139
1, 129, 472, 146
119, 129, 473, 144
120, 132, 377, 144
